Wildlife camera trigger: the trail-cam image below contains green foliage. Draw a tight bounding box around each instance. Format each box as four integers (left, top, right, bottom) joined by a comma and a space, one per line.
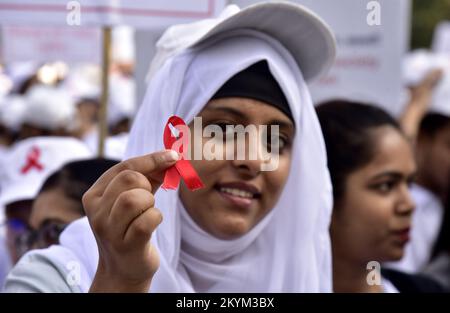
411, 0, 450, 49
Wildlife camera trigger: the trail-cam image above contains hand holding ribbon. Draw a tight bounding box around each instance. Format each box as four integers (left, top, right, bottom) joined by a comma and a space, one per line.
162, 115, 204, 191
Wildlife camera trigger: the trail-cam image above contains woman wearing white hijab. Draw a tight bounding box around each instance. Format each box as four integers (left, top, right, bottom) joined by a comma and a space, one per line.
5, 2, 336, 293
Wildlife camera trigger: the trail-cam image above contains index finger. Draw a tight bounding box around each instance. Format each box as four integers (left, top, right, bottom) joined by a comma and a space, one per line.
90, 150, 179, 196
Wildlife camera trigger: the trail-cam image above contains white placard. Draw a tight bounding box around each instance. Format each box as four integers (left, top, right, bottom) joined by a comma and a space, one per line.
1, 26, 101, 64
433, 21, 450, 55
234, 0, 411, 117
0, 0, 226, 29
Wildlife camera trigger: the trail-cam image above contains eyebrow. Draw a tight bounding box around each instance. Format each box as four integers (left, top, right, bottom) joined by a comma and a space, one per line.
207, 106, 246, 120
266, 119, 295, 130
38, 218, 65, 230
370, 171, 416, 181
207, 106, 294, 129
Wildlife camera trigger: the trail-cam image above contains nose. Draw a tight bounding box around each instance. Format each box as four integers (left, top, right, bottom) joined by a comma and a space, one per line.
395, 183, 415, 216
230, 135, 267, 178
231, 158, 264, 178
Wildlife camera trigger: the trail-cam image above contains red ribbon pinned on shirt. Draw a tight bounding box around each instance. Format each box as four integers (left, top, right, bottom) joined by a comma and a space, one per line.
162, 115, 204, 191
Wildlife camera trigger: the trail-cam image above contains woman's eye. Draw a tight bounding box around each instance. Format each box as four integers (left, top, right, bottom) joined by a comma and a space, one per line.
213, 122, 233, 133
261, 124, 291, 153
204, 122, 290, 153
264, 134, 287, 153
204, 122, 235, 141
215, 122, 228, 132
374, 181, 395, 193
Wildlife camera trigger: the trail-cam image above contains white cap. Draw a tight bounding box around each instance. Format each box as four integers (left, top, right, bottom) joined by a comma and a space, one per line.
0, 95, 27, 132
403, 50, 450, 116
0, 73, 13, 99
108, 74, 136, 127
112, 26, 135, 64
24, 85, 77, 131
0, 136, 93, 206
62, 65, 101, 102
147, 2, 336, 83
6, 61, 39, 93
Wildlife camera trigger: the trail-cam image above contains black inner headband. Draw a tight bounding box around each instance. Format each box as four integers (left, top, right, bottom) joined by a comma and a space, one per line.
211, 60, 293, 122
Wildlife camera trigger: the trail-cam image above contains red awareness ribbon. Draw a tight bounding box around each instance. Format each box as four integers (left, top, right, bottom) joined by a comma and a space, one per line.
162, 115, 204, 191
21, 146, 44, 174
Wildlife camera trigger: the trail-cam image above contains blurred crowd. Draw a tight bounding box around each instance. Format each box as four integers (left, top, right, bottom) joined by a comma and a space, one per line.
0, 58, 135, 286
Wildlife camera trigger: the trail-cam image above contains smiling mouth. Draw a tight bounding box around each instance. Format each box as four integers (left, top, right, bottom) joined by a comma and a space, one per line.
215, 182, 261, 198
214, 182, 261, 209
218, 187, 255, 199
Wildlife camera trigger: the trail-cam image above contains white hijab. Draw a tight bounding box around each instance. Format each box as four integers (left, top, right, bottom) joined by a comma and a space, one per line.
54, 30, 333, 292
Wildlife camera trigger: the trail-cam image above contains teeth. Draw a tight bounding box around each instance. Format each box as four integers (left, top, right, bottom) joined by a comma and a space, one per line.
220, 187, 253, 199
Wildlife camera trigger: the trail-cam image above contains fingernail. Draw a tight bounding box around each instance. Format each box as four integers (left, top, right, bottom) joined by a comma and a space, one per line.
165, 150, 179, 162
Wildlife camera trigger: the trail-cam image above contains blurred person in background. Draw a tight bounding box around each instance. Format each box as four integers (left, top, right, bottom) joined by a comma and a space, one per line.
0, 95, 27, 151
73, 97, 99, 141
317, 100, 444, 292
83, 72, 135, 160
5, 62, 40, 96
391, 50, 450, 273
18, 158, 118, 254
423, 190, 450, 291
18, 85, 78, 140
0, 136, 92, 265
61, 64, 101, 142
107, 73, 136, 136
55, 61, 132, 159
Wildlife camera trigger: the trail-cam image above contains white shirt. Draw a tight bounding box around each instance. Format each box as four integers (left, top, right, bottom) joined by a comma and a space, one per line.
0, 232, 12, 290
382, 277, 399, 293
83, 129, 128, 161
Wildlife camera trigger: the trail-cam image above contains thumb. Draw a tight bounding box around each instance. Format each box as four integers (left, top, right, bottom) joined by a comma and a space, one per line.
143, 150, 179, 192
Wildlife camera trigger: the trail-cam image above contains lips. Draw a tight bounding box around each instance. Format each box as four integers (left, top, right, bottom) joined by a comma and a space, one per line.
214, 181, 261, 209
392, 227, 411, 243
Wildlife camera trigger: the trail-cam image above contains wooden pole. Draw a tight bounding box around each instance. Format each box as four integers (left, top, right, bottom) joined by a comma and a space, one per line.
98, 26, 112, 157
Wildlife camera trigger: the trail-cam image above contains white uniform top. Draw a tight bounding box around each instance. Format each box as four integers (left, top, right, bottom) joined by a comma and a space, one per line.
0, 232, 12, 290
82, 129, 128, 161
387, 184, 444, 273
382, 277, 399, 293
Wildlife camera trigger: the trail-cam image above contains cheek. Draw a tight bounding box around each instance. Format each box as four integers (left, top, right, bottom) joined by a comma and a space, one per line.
262, 155, 291, 203
179, 159, 228, 221
189, 159, 227, 187
338, 186, 394, 236
59, 209, 83, 224
359, 194, 393, 225
29, 210, 40, 230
